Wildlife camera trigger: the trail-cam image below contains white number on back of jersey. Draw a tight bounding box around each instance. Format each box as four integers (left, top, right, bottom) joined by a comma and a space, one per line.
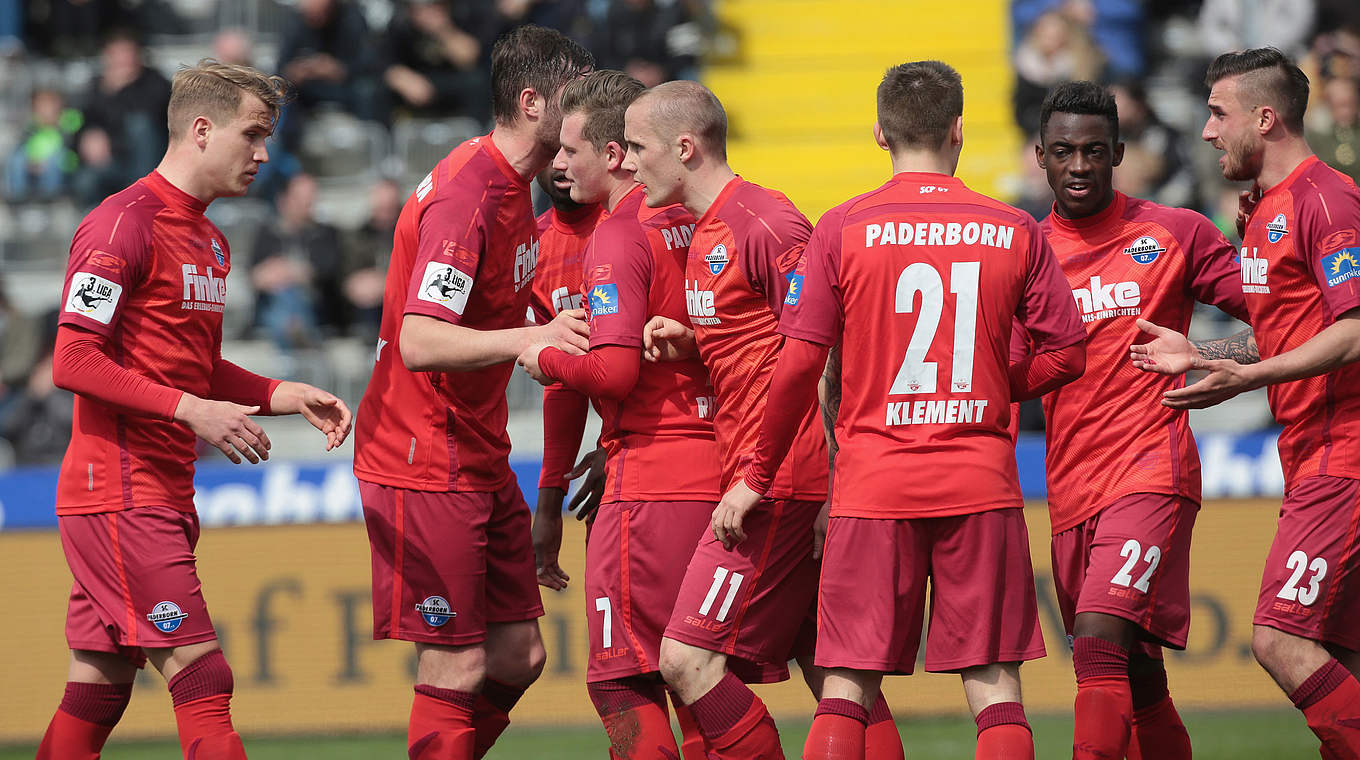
697, 566, 744, 623
595, 596, 613, 649
1111, 539, 1162, 593
890, 262, 980, 395
1277, 550, 1328, 606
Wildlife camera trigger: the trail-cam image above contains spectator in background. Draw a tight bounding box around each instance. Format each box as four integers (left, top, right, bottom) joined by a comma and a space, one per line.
0, 354, 73, 466
1110, 80, 1198, 208
276, 0, 384, 149
382, 0, 490, 122
72, 29, 170, 208
1012, 0, 1145, 80
0, 0, 20, 55
0, 279, 43, 423
341, 177, 402, 338
590, 0, 705, 86
213, 26, 300, 198
212, 26, 253, 66
250, 173, 344, 347
1013, 9, 1104, 134
1198, 0, 1316, 61
1309, 77, 1360, 184
5, 88, 81, 201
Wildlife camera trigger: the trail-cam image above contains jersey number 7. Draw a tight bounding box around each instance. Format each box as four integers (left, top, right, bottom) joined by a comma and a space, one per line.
891, 261, 980, 395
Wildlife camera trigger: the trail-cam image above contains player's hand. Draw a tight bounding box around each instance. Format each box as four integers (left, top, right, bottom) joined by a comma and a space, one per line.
272, 381, 353, 451
566, 447, 606, 521
713, 479, 761, 550
642, 316, 697, 362
533, 487, 570, 591
1160, 359, 1259, 409
174, 395, 271, 464
1237, 184, 1262, 239
517, 344, 554, 385
541, 308, 590, 356
1130, 319, 1201, 375
811, 500, 831, 560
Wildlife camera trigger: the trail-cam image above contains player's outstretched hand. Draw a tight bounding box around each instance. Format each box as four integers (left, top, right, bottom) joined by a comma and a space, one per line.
542, 308, 590, 356
174, 394, 271, 464
517, 344, 553, 385
1238, 184, 1262, 239
533, 487, 570, 591
1161, 359, 1257, 409
713, 479, 761, 550
642, 316, 697, 362
811, 501, 831, 560
567, 447, 606, 521
1130, 319, 1201, 375
272, 381, 353, 451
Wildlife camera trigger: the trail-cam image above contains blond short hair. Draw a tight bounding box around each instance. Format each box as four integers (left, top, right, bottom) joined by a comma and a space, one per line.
167, 59, 292, 141
635, 80, 727, 159
561, 70, 646, 151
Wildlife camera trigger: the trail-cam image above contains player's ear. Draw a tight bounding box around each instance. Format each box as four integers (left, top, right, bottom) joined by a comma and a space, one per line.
192, 116, 212, 150
872, 121, 890, 152
1112, 140, 1125, 167
949, 116, 963, 148
518, 87, 542, 122
1034, 140, 1046, 169
677, 134, 696, 164
1257, 104, 1277, 135
606, 140, 625, 171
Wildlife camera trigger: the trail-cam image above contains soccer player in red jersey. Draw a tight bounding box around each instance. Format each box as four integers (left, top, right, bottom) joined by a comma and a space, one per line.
1024, 80, 1249, 760
722, 61, 1088, 760
351, 26, 593, 760
528, 165, 604, 591
515, 70, 721, 759
38, 61, 353, 760
1133, 47, 1360, 757
621, 80, 904, 760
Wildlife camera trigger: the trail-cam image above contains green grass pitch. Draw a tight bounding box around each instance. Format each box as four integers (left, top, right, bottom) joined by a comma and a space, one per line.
0, 709, 1323, 758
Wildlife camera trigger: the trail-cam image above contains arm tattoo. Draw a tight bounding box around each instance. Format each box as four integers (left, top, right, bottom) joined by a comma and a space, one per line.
820, 344, 842, 459
1192, 327, 1261, 364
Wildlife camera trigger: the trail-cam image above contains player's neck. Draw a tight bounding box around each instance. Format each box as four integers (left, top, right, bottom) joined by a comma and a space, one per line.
889, 149, 957, 178
603, 175, 639, 213
1256, 136, 1316, 192
491, 125, 554, 181
155, 150, 216, 205
680, 164, 737, 219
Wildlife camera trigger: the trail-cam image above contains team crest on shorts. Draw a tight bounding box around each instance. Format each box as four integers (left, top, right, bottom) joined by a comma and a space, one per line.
147, 601, 189, 633
706, 244, 728, 275
1266, 213, 1289, 243
1123, 235, 1165, 264
211, 238, 225, 266
416, 596, 455, 627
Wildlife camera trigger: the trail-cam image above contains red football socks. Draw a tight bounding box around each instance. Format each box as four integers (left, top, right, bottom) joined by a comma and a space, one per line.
864, 693, 903, 760
1072, 637, 1132, 760
168, 651, 239, 759
687, 672, 785, 760
36, 681, 133, 760
671, 690, 712, 760
974, 702, 1032, 760
471, 679, 524, 759
588, 677, 680, 759
1127, 664, 1190, 760
1290, 659, 1360, 759
804, 698, 867, 760
409, 684, 477, 760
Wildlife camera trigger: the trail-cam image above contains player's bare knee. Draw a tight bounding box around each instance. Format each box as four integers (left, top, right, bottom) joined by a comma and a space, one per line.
1250, 625, 1288, 671
658, 638, 707, 690
523, 637, 547, 684
417, 642, 486, 692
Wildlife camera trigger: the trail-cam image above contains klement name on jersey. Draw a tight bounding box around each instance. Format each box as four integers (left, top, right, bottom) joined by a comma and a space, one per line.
685, 279, 719, 325
866, 221, 1015, 250
660, 222, 696, 251
588, 283, 620, 316
181, 264, 227, 313
1241, 247, 1270, 294
1322, 247, 1360, 288
65, 272, 122, 324
886, 398, 990, 426
1072, 276, 1141, 323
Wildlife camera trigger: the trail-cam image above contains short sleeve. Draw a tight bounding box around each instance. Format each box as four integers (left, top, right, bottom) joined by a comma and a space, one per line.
1016, 218, 1086, 352
582, 221, 652, 350
1178, 210, 1250, 321
403, 189, 489, 326
1299, 189, 1360, 319
59, 206, 153, 337
737, 209, 813, 318
777, 206, 845, 347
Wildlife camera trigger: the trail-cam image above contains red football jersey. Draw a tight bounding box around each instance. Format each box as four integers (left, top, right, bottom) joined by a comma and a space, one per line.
56, 171, 230, 514
779, 172, 1085, 519
354, 134, 540, 491
582, 185, 720, 503
686, 177, 827, 497
1038, 193, 1248, 533
1240, 156, 1360, 486
530, 203, 603, 323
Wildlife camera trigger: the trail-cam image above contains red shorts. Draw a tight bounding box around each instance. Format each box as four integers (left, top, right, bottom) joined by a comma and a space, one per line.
664, 498, 823, 684
1254, 476, 1360, 650
815, 508, 1046, 674
1050, 493, 1198, 649
59, 507, 218, 666
360, 480, 544, 646
585, 500, 713, 682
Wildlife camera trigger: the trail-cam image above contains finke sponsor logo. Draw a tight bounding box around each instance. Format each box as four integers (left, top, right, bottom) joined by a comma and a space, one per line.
1240, 247, 1270, 293
1072, 276, 1141, 322
513, 239, 539, 292
685, 279, 719, 325
181, 264, 227, 313
66, 273, 121, 324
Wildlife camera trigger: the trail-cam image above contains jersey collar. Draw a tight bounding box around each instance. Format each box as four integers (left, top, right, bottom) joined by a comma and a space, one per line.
698, 175, 745, 229
145, 171, 208, 217
482, 131, 530, 189
1046, 191, 1127, 235
551, 203, 603, 234
1259, 155, 1320, 200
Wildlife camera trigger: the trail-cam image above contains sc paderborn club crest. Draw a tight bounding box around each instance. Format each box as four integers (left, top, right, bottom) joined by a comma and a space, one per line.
415, 595, 455, 627
706, 244, 728, 275
146, 600, 189, 633
211, 238, 225, 266
1123, 235, 1165, 265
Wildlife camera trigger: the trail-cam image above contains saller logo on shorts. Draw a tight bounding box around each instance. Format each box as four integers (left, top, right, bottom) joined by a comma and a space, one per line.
147, 601, 189, 633
416, 595, 455, 627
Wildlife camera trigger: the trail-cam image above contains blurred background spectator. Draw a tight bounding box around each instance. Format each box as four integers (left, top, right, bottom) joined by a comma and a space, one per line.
1308, 76, 1360, 184
0, 354, 72, 466
5, 88, 81, 201
1110, 80, 1198, 209
382, 0, 490, 121
249, 172, 343, 348
276, 0, 385, 149
589, 0, 707, 86
1012, 6, 1104, 134
341, 176, 403, 340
